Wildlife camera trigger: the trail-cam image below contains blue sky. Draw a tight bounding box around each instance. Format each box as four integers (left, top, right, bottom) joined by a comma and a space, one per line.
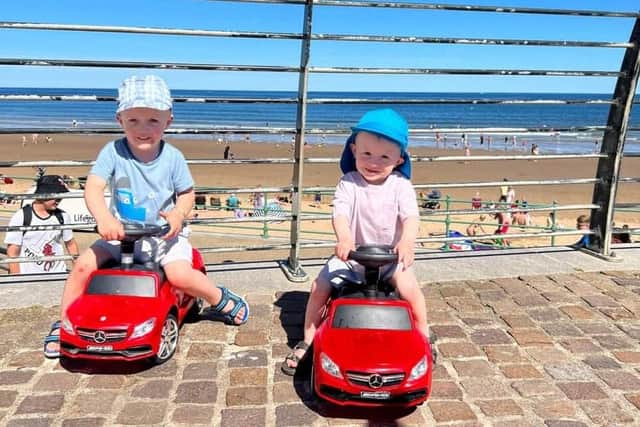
1, 0, 638, 93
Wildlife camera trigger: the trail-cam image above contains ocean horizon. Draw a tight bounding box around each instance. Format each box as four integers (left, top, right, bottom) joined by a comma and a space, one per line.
0, 88, 638, 154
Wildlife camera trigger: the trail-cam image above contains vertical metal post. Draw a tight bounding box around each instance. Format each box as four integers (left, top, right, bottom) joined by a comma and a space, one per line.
280, 0, 312, 282
550, 200, 557, 247
589, 18, 640, 257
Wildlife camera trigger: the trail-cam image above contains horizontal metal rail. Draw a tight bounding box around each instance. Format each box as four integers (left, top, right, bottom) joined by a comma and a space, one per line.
0, 94, 623, 106
0, 59, 623, 78
1, 22, 632, 49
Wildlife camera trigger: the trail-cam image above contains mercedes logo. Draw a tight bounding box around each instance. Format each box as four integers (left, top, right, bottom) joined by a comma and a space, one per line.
93, 331, 107, 344
368, 374, 384, 389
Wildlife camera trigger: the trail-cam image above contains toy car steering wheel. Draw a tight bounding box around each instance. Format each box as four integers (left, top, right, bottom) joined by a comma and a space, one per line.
122, 223, 170, 241
348, 244, 398, 269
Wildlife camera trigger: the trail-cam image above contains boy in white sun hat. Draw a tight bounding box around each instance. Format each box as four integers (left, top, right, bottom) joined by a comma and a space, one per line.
45, 75, 249, 358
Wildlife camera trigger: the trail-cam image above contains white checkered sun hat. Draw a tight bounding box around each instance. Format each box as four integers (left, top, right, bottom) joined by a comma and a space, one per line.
117, 75, 172, 113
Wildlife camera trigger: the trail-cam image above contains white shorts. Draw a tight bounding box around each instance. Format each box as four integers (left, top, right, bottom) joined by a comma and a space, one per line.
93, 234, 193, 267
318, 256, 400, 289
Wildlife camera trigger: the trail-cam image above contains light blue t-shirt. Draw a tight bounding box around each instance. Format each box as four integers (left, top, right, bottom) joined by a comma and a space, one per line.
90, 138, 194, 226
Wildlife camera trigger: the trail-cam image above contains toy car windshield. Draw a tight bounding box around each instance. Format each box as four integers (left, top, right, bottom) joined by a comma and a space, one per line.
86, 275, 156, 297
332, 305, 411, 330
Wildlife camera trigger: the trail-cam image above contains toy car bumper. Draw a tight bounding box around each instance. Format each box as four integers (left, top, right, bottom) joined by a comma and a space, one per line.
316, 383, 428, 406
60, 341, 154, 361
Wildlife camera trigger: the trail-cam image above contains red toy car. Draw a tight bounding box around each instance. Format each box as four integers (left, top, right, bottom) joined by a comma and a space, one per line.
60, 224, 203, 364
311, 245, 434, 407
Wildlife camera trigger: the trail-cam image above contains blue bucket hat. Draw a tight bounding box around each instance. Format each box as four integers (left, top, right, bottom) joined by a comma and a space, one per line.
339, 108, 411, 179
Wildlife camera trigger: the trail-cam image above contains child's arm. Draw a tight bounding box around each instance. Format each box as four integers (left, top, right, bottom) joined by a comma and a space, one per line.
6, 244, 21, 274
332, 215, 354, 261
395, 216, 419, 269
159, 188, 194, 240
85, 174, 123, 241
64, 238, 79, 263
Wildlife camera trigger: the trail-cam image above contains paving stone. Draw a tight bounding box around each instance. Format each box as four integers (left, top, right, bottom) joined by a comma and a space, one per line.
452, 360, 495, 377
574, 321, 613, 335
624, 392, 640, 409
185, 319, 228, 341
228, 349, 268, 367
440, 286, 471, 298
541, 322, 583, 337
137, 359, 178, 378
557, 382, 607, 400
542, 291, 578, 303
501, 315, 536, 329
6, 418, 54, 427
477, 290, 508, 302
275, 403, 319, 427
613, 351, 640, 363
235, 329, 269, 346
68, 390, 118, 416
544, 421, 588, 427
229, 367, 268, 387
116, 401, 167, 425
559, 305, 596, 320
438, 342, 483, 358
511, 380, 562, 398
484, 345, 529, 364
430, 324, 466, 339
582, 355, 622, 370
581, 294, 618, 308
513, 293, 549, 307
533, 399, 576, 419
186, 342, 224, 359
174, 381, 217, 404
85, 375, 127, 389
599, 306, 634, 320
430, 381, 463, 399
172, 404, 215, 424
131, 379, 173, 399
460, 378, 512, 399
500, 364, 543, 379
525, 346, 569, 363
61, 418, 106, 427
596, 371, 640, 390
560, 338, 602, 354
618, 324, 640, 340
7, 351, 44, 368
591, 334, 634, 350
459, 317, 496, 328
509, 329, 553, 346
0, 370, 36, 385
432, 364, 452, 380
0, 390, 18, 408
446, 298, 486, 313
428, 401, 476, 422
34, 372, 80, 391
182, 361, 217, 380
475, 399, 523, 417
544, 363, 594, 381
579, 399, 635, 425
221, 407, 265, 427
273, 381, 302, 403
16, 394, 64, 414
226, 386, 268, 406
470, 329, 513, 345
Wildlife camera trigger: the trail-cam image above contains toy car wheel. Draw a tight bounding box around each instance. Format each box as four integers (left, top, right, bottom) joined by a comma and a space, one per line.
154, 314, 179, 364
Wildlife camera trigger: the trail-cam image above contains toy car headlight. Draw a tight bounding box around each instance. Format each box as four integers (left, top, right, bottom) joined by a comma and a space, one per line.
320, 352, 343, 379
62, 317, 75, 335
408, 356, 428, 381
131, 317, 156, 339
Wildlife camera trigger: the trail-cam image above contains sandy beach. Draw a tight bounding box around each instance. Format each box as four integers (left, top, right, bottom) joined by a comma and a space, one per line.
1, 133, 639, 265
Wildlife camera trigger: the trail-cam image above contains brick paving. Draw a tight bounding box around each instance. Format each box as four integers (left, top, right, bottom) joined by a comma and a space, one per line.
1, 270, 640, 426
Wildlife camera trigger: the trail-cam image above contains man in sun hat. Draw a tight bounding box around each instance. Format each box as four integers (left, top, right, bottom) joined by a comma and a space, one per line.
282, 108, 428, 375
4, 174, 78, 275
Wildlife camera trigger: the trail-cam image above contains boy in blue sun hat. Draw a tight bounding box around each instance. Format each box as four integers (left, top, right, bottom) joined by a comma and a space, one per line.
282, 108, 427, 375
44, 75, 249, 358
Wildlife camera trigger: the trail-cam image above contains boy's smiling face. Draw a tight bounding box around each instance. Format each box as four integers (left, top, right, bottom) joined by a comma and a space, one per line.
117, 107, 172, 160
350, 131, 404, 185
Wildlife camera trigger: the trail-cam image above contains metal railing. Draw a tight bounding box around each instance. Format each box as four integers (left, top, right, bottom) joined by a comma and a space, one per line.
0, 1, 639, 281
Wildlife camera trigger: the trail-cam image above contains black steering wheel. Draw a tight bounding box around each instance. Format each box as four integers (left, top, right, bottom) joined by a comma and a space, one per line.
121, 223, 170, 242
348, 244, 398, 270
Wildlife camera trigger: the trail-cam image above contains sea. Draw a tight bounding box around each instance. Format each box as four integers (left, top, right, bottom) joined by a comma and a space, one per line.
1, 88, 639, 155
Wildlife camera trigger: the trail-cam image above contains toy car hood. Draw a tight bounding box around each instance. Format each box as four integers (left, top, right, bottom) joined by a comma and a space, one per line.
320, 328, 427, 368
66, 295, 160, 327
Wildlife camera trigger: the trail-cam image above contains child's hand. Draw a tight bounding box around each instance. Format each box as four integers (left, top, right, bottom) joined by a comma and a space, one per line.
394, 239, 415, 270
159, 209, 184, 240
335, 239, 355, 261
97, 216, 124, 241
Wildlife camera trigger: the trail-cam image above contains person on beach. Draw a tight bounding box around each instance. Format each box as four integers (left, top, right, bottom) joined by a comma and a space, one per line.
466, 214, 487, 237
281, 108, 427, 375
4, 175, 79, 275
43, 75, 249, 358
573, 214, 591, 248
223, 144, 231, 160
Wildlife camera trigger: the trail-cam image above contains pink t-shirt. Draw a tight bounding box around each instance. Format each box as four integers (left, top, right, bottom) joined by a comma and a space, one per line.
332, 171, 419, 247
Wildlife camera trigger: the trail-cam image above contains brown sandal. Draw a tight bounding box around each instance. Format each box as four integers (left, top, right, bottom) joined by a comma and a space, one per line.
281, 341, 310, 376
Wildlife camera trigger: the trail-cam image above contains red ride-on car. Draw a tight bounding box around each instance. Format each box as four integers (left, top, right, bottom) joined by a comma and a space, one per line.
311, 245, 434, 407
60, 223, 204, 364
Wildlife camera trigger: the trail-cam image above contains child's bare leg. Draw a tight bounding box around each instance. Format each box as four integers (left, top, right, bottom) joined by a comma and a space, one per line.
284, 278, 332, 369
392, 268, 428, 337
164, 261, 246, 324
